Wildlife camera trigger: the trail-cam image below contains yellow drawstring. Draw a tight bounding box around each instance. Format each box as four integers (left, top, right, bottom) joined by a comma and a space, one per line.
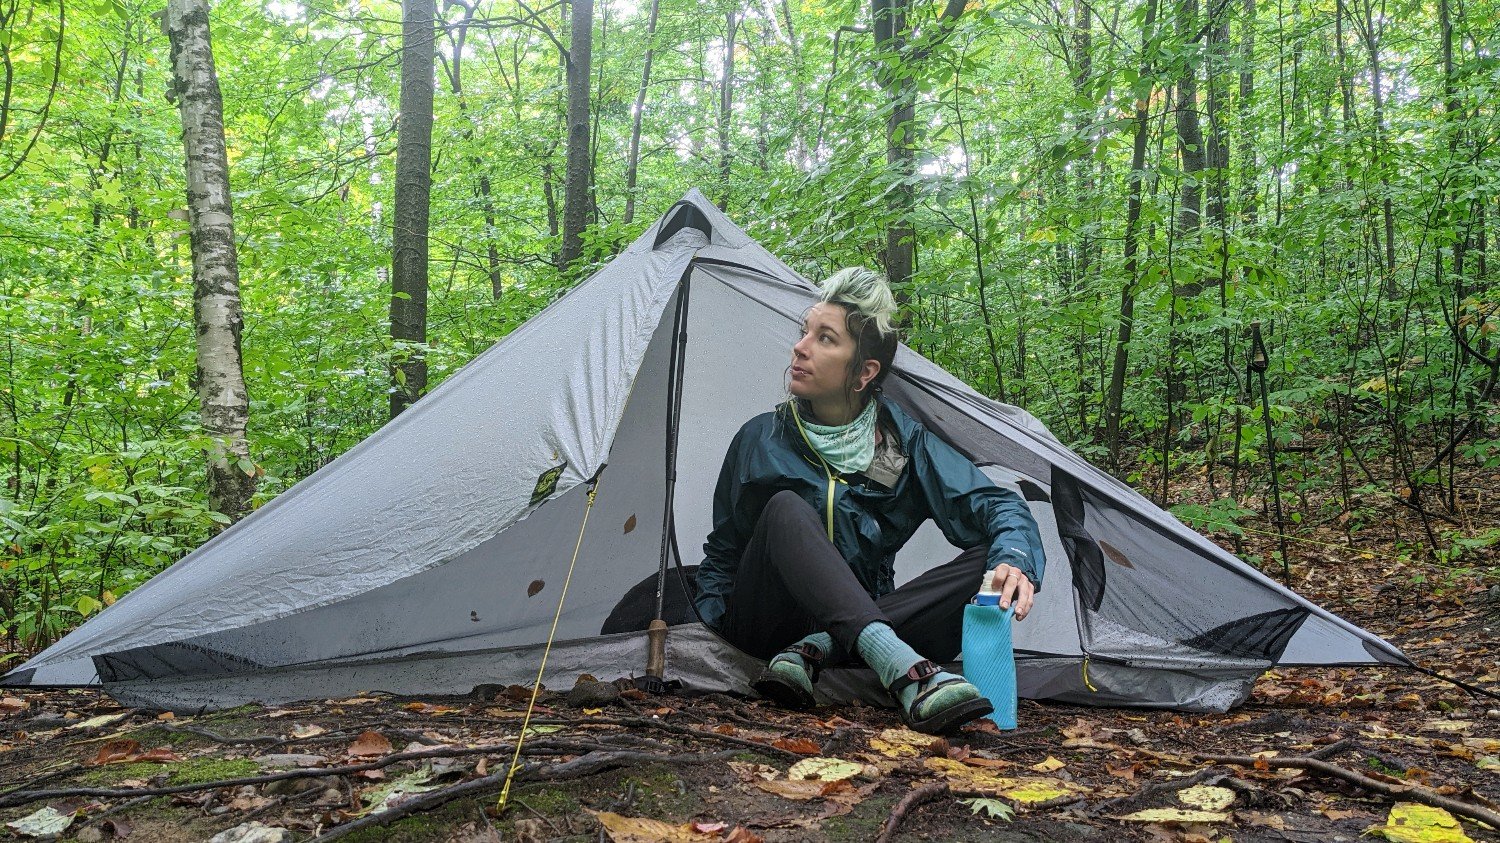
1081, 655, 1098, 692
788, 402, 839, 541
498, 476, 601, 811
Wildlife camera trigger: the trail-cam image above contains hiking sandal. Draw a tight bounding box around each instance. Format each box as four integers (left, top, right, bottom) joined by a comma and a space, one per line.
751, 641, 825, 710
889, 659, 994, 734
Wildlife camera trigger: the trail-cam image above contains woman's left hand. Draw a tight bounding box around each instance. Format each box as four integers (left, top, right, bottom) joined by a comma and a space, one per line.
986, 564, 1035, 621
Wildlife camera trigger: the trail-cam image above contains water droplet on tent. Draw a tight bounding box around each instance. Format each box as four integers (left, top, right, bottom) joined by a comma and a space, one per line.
624, 515, 637, 534
528, 579, 545, 597
1099, 540, 1133, 568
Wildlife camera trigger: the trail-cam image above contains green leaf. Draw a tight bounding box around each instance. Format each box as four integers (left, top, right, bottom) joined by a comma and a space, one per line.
961, 798, 1014, 820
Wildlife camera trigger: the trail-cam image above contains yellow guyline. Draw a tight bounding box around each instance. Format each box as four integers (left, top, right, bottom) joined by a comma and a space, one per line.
498, 475, 602, 812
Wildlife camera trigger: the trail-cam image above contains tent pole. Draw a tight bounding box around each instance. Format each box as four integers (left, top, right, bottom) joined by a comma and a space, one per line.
1249, 322, 1291, 584
649, 273, 693, 682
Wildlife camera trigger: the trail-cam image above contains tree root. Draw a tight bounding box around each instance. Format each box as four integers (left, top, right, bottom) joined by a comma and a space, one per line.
876, 782, 949, 843
1196, 752, 1500, 830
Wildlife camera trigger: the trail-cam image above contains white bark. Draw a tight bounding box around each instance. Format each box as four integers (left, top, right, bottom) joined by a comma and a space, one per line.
164, 0, 255, 523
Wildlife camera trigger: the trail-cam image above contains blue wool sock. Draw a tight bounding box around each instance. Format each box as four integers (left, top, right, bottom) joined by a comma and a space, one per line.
773, 631, 833, 670
856, 623, 962, 710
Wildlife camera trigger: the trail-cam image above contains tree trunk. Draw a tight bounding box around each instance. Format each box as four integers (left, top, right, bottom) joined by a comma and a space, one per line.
717, 7, 737, 210
622, 0, 661, 225
1104, 0, 1159, 470
163, 0, 255, 522
1173, 0, 1204, 246
389, 0, 434, 418
559, 0, 594, 271
873, 0, 915, 296
443, 1, 503, 300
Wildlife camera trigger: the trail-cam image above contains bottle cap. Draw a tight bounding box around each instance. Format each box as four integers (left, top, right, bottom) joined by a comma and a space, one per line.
974, 571, 1002, 606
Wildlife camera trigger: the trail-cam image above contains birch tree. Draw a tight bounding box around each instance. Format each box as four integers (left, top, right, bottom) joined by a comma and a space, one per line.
163, 0, 255, 523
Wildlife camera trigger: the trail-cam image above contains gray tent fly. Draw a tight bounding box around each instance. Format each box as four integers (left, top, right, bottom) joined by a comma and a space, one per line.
2, 190, 1410, 713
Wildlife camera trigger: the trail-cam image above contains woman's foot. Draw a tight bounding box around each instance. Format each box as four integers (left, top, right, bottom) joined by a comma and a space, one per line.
857, 622, 992, 734
751, 633, 830, 710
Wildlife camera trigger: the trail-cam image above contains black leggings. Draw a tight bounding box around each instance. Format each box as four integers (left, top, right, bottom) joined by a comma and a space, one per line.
716, 490, 987, 664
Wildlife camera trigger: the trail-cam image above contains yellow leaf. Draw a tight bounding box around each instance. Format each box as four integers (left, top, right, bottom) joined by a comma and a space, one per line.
1029, 756, 1066, 773
589, 811, 720, 843
870, 727, 933, 758
1364, 803, 1473, 843
1177, 784, 1236, 811
583, 707, 604, 715
1117, 808, 1231, 823
754, 779, 830, 801
786, 757, 863, 782
923, 758, 1083, 803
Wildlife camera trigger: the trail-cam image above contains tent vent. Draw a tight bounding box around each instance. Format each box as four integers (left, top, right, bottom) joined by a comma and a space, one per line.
1182, 607, 1309, 661
652, 202, 713, 250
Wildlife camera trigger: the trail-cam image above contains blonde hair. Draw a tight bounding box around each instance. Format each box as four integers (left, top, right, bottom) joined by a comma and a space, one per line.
819, 268, 898, 337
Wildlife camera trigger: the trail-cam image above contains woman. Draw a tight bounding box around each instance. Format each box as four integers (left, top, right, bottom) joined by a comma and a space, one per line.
694, 268, 1045, 734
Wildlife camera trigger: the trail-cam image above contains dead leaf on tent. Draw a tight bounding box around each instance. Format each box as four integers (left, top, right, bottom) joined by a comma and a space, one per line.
1364, 802, 1473, 843
589, 811, 720, 842
870, 727, 933, 758
1029, 756, 1066, 773
527, 579, 545, 597
1177, 784, 1235, 811
92, 738, 143, 765
1117, 808, 1231, 823
923, 757, 1083, 803
346, 730, 393, 757
786, 757, 862, 782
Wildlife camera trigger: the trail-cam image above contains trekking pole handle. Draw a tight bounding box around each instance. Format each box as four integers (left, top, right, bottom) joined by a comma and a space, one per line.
646, 619, 668, 678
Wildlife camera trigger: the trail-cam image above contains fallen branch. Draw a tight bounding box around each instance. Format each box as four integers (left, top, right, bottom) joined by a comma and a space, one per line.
1196, 752, 1500, 830
528, 715, 804, 760
876, 782, 949, 843
1307, 738, 1355, 761
311, 749, 743, 842
0, 741, 531, 810
1089, 768, 1221, 816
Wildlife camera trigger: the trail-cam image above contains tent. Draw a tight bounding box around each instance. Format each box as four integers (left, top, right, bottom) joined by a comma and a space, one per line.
2, 190, 1411, 713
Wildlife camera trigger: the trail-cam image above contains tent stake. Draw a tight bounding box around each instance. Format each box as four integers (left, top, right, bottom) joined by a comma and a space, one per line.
1250, 322, 1291, 584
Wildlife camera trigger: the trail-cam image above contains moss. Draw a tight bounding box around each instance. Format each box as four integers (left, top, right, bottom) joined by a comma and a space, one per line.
80, 757, 260, 787
821, 793, 898, 843
510, 786, 581, 816
617, 764, 696, 816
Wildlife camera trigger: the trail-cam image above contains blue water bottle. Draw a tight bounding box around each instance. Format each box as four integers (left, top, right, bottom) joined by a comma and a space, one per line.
962, 575, 1018, 729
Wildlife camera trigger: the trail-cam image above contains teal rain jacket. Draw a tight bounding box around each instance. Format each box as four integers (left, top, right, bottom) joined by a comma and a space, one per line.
694, 396, 1045, 631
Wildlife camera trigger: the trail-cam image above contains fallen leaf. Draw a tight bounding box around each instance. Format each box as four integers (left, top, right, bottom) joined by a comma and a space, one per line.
402, 702, 458, 716
1365, 802, 1473, 842
1421, 720, 1473, 734
0, 697, 25, 716
155, 711, 175, 721
5, 807, 74, 838
771, 738, 820, 755
329, 697, 381, 706
1477, 756, 1499, 772
727, 761, 779, 782
723, 828, 764, 843
290, 723, 326, 739
68, 712, 130, 731
692, 821, 728, 833
92, 739, 143, 765
359, 769, 439, 815
754, 779, 832, 801
135, 746, 183, 763
869, 727, 933, 758
1177, 784, 1235, 811
1117, 808, 1231, 823
346, 730, 393, 757
1029, 756, 1066, 773
1242, 811, 1287, 829
590, 811, 719, 842
960, 755, 1013, 770
786, 757, 862, 782
923, 758, 1083, 803
960, 797, 1015, 820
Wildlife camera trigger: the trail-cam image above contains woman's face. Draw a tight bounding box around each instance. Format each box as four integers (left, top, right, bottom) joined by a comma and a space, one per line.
790, 302, 876, 404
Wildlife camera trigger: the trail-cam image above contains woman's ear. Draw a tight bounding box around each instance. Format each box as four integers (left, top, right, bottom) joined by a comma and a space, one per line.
855, 359, 881, 392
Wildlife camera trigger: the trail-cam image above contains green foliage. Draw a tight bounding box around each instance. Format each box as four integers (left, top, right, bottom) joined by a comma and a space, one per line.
3, 0, 1499, 650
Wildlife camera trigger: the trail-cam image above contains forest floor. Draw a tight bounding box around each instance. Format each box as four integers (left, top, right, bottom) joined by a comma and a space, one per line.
1, 474, 1498, 842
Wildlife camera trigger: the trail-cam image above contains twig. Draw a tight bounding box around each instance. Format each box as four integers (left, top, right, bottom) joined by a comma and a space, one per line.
159, 724, 280, 745
1308, 738, 1355, 760
528, 715, 803, 760
1089, 768, 1221, 816
533, 749, 741, 780
876, 782, 949, 843
1195, 752, 1500, 829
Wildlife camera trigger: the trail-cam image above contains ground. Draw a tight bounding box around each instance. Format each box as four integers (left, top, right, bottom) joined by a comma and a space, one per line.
1, 484, 1498, 842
